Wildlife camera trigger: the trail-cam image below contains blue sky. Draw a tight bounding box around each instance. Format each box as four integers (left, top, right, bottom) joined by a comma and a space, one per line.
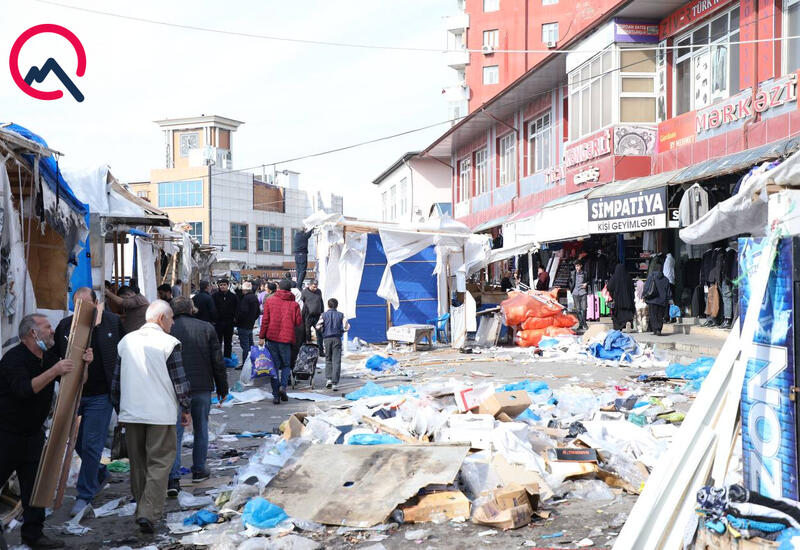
1, 0, 456, 214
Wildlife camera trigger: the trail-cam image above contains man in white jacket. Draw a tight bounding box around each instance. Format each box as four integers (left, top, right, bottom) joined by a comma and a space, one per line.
111, 300, 191, 534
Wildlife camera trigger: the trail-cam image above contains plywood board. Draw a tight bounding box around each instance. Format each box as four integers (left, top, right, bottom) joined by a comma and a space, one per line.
264, 443, 469, 527
31, 299, 95, 508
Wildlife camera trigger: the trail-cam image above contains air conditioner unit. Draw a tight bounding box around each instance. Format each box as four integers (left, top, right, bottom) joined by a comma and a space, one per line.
546, 41, 557, 48
481, 44, 494, 54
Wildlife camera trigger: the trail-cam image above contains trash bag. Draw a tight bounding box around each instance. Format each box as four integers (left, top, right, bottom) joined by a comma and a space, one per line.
224, 353, 240, 369
346, 433, 402, 445
249, 346, 276, 379
241, 497, 288, 529
669, 304, 682, 319
365, 355, 398, 372
183, 509, 219, 527
515, 329, 547, 347
521, 316, 555, 330
345, 381, 417, 401
501, 292, 538, 326
545, 326, 575, 337
551, 314, 578, 328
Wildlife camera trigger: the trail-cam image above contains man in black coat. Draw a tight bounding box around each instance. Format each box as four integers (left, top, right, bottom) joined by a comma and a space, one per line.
167, 297, 228, 493
235, 282, 261, 369
192, 280, 216, 324
54, 287, 123, 517
293, 229, 314, 288
211, 278, 238, 358
301, 280, 324, 355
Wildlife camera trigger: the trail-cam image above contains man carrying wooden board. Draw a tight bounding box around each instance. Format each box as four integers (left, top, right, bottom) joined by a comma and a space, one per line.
0, 314, 93, 549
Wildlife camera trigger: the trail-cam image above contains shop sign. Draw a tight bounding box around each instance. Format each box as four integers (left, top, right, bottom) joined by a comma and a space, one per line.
696, 74, 798, 133
614, 19, 659, 44
659, 0, 734, 39
587, 187, 667, 233
657, 110, 696, 153
564, 129, 612, 168
544, 165, 567, 186
574, 167, 600, 185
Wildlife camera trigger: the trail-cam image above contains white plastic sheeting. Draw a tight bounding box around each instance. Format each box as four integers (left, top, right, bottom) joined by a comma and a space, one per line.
679, 154, 800, 244
137, 239, 158, 303
61, 166, 144, 219
316, 227, 367, 321
0, 162, 37, 353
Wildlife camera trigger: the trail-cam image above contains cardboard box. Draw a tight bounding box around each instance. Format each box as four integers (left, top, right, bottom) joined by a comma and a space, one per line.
399, 491, 470, 523
477, 391, 531, 419
455, 387, 483, 412
282, 412, 308, 440
440, 414, 495, 449
472, 484, 534, 530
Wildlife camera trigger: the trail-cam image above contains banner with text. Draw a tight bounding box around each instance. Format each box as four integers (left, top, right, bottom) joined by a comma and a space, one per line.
587, 187, 667, 233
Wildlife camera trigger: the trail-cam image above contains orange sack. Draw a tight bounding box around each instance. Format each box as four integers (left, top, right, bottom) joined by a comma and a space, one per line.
545, 326, 575, 337
515, 328, 547, 347
501, 290, 564, 326
552, 314, 578, 328
521, 316, 555, 330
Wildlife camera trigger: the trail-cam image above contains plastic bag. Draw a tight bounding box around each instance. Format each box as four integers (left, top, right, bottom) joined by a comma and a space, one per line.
183, 509, 219, 526
346, 433, 402, 445
521, 316, 554, 330
241, 497, 288, 529
365, 355, 398, 372
344, 381, 417, 401
249, 345, 276, 379
239, 356, 253, 386
224, 353, 240, 369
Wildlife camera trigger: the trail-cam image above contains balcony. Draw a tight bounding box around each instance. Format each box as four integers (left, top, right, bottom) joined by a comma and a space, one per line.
443, 84, 471, 103
445, 48, 470, 69
445, 13, 469, 32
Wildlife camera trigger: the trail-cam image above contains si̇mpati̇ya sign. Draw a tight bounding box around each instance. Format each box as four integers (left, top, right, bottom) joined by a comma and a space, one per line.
588, 187, 667, 233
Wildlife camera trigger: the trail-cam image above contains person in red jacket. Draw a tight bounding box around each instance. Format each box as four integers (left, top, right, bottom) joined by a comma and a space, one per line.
258, 279, 302, 405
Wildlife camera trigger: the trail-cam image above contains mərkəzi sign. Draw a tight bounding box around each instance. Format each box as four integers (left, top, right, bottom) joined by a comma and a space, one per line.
587, 187, 667, 233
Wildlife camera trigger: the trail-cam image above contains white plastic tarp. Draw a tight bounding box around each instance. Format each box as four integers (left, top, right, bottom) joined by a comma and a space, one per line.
137, 239, 158, 303
62, 166, 144, 218
679, 154, 800, 244
319, 229, 367, 321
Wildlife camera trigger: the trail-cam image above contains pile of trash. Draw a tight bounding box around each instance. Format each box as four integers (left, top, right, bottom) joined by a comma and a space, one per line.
159, 370, 703, 547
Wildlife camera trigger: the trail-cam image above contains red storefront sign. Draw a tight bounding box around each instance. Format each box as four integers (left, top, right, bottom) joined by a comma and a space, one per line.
659, 0, 735, 39
563, 129, 612, 168
658, 110, 698, 152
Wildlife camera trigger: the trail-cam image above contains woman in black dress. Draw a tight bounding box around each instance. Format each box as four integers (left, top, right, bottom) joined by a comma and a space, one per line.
606, 263, 635, 331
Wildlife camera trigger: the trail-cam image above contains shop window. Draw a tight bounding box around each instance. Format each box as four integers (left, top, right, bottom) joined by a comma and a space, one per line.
568, 48, 614, 140
527, 112, 552, 174
498, 133, 516, 187
256, 226, 283, 253
230, 223, 248, 251
458, 157, 471, 202
673, 7, 740, 115
474, 148, 489, 195
786, 0, 800, 73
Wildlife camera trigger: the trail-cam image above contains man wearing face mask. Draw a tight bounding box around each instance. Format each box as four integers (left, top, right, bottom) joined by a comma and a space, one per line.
0, 314, 93, 549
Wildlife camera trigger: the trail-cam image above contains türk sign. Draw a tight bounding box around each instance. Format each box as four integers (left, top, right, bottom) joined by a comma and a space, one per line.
588, 187, 667, 233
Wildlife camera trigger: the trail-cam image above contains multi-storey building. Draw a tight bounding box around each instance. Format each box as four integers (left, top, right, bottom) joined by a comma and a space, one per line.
129, 115, 343, 275
443, 0, 629, 119
372, 152, 452, 223
429, 0, 800, 290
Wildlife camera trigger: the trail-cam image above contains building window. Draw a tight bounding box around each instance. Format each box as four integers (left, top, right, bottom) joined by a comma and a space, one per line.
498, 133, 517, 187
257, 226, 283, 253
542, 0, 558, 4
528, 113, 552, 174
186, 222, 203, 244
619, 48, 657, 123
788, 0, 800, 73
568, 48, 614, 140
458, 157, 471, 203
389, 185, 397, 221
474, 148, 489, 195
136, 190, 149, 200
399, 178, 408, 217
158, 180, 203, 208
674, 7, 740, 115
483, 65, 499, 85
483, 30, 499, 50
483, 0, 499, 12
230, 223, 248, 251
382, 191, 388, 221
542, 23, 559, 44
179, 132, 199, 157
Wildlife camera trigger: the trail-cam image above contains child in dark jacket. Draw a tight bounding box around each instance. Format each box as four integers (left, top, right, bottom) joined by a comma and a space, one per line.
316, 298, 350, 391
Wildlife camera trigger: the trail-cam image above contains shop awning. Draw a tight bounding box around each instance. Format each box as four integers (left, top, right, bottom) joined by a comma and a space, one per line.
473, 214, 510, 233
532, 189, 592, 244
673, 135, 800, 184
586, 170, 682, 198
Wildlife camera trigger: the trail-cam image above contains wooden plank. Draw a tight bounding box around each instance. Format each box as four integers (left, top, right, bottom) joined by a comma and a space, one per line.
30, 299, 95, 508
361, 415, 424, 444
53, 414, 81, 509
264, 444, 469, 527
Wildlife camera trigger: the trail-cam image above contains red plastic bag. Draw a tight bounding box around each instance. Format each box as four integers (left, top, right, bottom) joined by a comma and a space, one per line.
551, 314, 578, 328
521, 316, 555, 330
515, 328, 547, 347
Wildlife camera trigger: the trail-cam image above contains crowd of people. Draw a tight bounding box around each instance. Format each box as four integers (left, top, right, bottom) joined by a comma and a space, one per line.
0, 268, 348, 547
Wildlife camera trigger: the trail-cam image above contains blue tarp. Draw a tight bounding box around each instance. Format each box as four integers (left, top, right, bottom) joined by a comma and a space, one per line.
588, 330, 641, 362
348, 234, 439, 343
